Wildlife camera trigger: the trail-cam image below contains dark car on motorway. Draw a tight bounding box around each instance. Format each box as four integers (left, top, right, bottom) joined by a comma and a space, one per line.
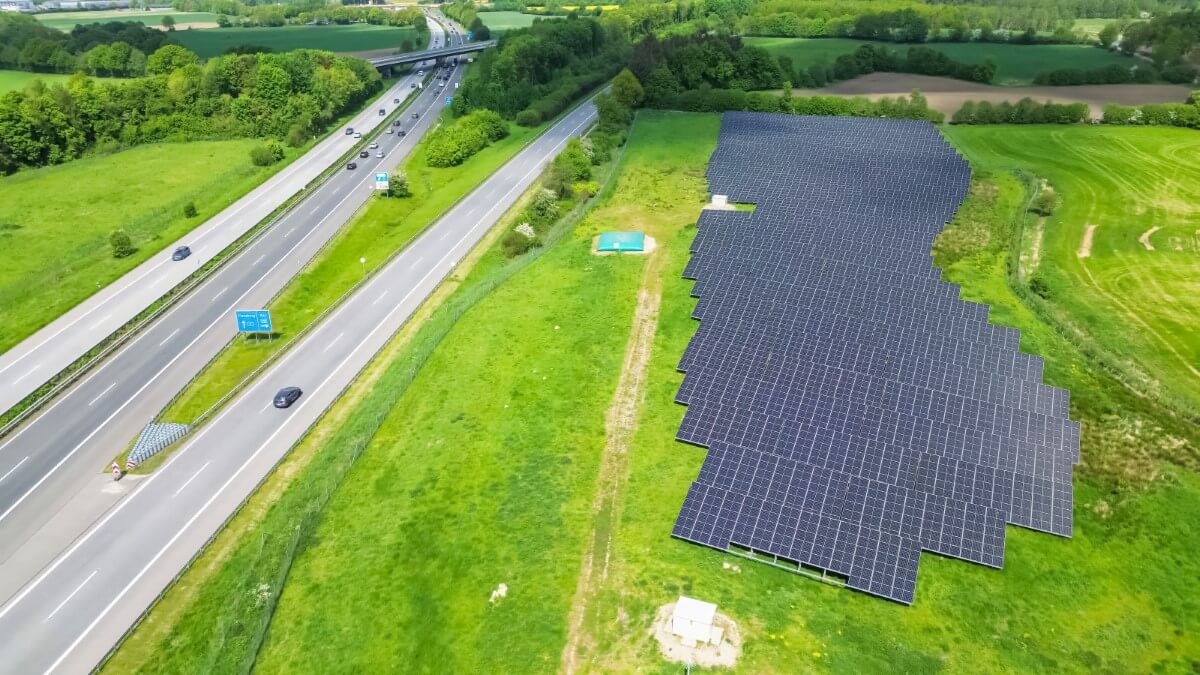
378, 108, 386, 116
393, 120, 403, 127
359, 150, 369, 158
273, 387, 302, 408
393, 97, 399, 104
347, 162, 357, 170
344, 127, 354, 135
411, 112, 419, 119
171, 245, 191, 261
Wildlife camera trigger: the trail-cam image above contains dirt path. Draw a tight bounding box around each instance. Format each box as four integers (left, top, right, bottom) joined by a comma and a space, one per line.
1021, 218, 1046, 279
560, 252, 664, 674
1138, 225, 1161, 251
783, 73, 1192, 119
1078, 224, 1098, 258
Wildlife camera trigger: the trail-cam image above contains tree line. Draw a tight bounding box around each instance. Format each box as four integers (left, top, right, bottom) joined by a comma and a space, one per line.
1108, 10, 1200, 75
0, 14, 173, 76
0, 46, 381, 174
450, 15, 631, 124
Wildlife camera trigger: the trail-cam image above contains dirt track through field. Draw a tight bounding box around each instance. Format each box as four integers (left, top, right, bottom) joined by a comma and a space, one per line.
1138, 225, 1161, 250
560, 252, 664, 674
787, 73, 1192, 119
1078, 224, 1098, 258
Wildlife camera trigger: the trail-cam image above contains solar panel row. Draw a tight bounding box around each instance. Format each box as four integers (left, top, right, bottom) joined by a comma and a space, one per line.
671, 113, 1080, 604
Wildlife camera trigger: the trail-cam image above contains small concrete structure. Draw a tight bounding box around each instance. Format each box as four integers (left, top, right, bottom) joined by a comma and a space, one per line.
670, 596, 723, 647
703, 194, 735, 211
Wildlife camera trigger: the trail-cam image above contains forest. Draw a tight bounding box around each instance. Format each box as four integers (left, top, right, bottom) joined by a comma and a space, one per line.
0, 47, 381, 174
0, 14, 174, 76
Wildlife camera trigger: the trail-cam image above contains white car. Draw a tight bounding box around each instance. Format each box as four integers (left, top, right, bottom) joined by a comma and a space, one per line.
353, 132, 362, 139
375, 151, 384, 158
385, 128, 394, 134
368, 142, 379, 149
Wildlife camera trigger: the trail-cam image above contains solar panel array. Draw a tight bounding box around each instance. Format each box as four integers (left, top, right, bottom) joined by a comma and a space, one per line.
671, 113, 1080, 604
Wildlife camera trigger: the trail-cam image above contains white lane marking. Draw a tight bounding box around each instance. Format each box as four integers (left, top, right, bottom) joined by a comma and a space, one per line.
0, 179, 367, 523
211, 287, 228, 302
371, 291, 389, 306
173, 462, 209, 498
322, 331, 345, 353
44, 570, 97, 622
0, 457, 28, 484
12, 365, 40, 385
253, 254, 266, 266
158, 328, 180, 346
89, 314, 112, 331
87, 383, 116, 407
284, 227, 295, 238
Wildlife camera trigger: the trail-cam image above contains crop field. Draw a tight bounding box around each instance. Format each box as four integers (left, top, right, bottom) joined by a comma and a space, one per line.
103, 115, 1200, 673
747, 37, 1140, 85
944, 125, 1200, 413
0, 70, 74, 93
0, 139, 299, 355
478, 10, 561, 32
171, 24, 423, 59
35, 10, 217, 30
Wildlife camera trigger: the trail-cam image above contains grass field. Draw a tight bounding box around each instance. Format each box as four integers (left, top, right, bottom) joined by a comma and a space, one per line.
103, 115, 1200, 673
35, 10, 217, 30
154, 117, 546, 428
171, 24, 424, 59
943, 126, 1200, 415
0, 140, 302, 355
0, 70, 74, 93
478, 10, 561, 32
747, 37, 1140, 85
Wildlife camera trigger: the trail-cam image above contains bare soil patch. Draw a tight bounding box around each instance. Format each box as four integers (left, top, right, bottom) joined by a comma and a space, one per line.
785, 73, 1192, 119
1078, 223, 1098, 258
650, 602, 742, 669
1021, 218, 1046, 278
1138, 225, 1161, 251
154, 22, 219, 30
560, 252, 664, 673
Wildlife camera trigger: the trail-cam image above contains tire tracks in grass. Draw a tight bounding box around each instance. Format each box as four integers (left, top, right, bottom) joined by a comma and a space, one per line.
560, 250, 664, 675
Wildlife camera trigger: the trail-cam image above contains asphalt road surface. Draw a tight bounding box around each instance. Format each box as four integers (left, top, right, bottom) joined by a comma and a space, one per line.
0, 94, 597, 675
0, 17, 446, 416
0, 14, 462, 585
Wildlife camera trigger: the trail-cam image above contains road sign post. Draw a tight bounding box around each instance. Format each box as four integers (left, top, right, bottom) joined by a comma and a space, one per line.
444, 96, 453, 107
235, 309, 273, 341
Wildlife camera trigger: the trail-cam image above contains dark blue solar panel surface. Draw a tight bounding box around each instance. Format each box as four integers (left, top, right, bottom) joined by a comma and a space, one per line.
671, 113, 1080, 604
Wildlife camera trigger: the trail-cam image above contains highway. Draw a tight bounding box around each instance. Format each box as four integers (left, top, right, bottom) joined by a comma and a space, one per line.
0, 93, 598, 675
0, 14, 446, 416
0, 13, 463, 593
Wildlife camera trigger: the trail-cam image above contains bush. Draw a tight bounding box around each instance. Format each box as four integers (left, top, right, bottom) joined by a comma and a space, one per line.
110, 230, 135, 258
183, 201, 198, 218
425, 109, 509, 168
501, 228, 539, 257
515, 109, 542, 127
1031, 191, 1055, 216
381, 172, 412, 198
249, 140, 285, 167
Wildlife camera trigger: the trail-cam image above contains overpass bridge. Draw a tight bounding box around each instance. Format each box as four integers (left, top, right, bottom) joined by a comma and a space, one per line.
367, 40, 497, 70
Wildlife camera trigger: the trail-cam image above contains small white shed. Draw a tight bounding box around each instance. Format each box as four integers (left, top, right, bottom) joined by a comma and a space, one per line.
670, 596, 722, 647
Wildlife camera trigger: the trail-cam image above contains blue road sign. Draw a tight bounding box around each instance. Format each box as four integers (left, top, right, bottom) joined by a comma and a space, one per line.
235, 309, 272, 333
466, 30, 473, 40
444, 96, 453, 107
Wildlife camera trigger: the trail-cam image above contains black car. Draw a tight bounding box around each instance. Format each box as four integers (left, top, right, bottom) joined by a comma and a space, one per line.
378, 108, 386, 116
393, 97, 400, 104
347, 161, 357, 170
171, 245, 191, 261
273, 386, 302, 408
393, 120, 403, 127
359, 150, 369, 158
398, 130, 406, 137
344, 127, 354, 135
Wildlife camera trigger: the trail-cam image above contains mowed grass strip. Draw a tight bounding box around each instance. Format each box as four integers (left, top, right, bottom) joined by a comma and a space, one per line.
572, 114, 1200, 674
0, 139, 301, 355
157, 119, 545, 427
172, 24, 423, 58
746, 37, 1140, 85
0, 70, 75, 93
944, 125, 1200, 413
